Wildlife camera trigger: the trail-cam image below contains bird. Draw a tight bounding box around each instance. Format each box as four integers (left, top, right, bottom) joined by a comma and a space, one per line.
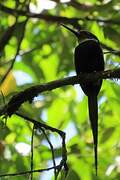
61, 24, 104, 175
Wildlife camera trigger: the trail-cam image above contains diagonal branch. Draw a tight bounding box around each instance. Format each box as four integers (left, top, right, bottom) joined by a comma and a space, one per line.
0, 19, 28, 84
0, 165, 60, 178
40, 128, 57, 179
0, 22, 17, 53
0, 68, 120, 117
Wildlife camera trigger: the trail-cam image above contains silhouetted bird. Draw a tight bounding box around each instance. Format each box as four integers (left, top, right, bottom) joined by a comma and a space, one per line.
62, 24, 104, 175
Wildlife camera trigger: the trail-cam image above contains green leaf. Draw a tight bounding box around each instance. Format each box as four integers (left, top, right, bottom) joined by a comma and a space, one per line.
100, 127, 115, 143
65, 169, 80, 180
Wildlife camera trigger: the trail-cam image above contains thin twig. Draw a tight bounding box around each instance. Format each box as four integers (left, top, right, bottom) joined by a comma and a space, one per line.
0, 112, 68, 178
104, 50, 120, 54
15, 112, 68, 179
101, 43, 120, 56
15, 112, 64, 136
29, 124, 35, 180
55, 131, 68, 179
40, 128, 57, 179
0, 113, 66, 179
0, 38, 53, 67
0, 165, 60, 177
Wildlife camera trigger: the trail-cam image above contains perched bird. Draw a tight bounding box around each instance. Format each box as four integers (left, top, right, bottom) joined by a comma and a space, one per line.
62, 24, 104, 175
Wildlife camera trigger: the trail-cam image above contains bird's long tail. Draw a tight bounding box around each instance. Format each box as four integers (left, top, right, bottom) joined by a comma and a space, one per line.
88, 94, 98, 175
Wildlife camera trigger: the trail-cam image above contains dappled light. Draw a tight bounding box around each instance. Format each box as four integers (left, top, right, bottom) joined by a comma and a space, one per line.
0, 0, 120, 180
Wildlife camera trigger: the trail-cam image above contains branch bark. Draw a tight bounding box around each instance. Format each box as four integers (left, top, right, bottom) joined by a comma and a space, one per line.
0, 68, 120, 117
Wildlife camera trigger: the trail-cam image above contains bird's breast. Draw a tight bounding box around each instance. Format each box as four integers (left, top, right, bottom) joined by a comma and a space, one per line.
75, 39, 104, 74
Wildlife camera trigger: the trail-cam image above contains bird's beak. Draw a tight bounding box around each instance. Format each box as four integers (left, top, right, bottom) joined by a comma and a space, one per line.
61, 24, 79, 38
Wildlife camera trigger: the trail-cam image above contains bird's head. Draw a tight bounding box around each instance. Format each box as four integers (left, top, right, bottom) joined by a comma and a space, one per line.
61, 24, 98, 43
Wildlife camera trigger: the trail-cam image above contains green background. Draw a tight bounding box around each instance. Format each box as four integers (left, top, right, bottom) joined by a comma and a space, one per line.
0, 0, 120, 179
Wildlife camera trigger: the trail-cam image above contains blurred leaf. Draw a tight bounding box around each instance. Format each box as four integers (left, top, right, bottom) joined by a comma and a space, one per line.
0, 121, 10, 140
76, 96, 88, 124
0, 68, 16, 96
0, 70, 16, 96
90, 22, 105, 42
103, 26, 120, 46
40, 54, 59, 81
65, 169, 80, 180
101, 127, 115, 144
47, 98, 69, 127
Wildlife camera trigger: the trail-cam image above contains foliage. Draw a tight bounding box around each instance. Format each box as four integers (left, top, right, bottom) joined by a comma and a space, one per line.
0, 0, 120, 179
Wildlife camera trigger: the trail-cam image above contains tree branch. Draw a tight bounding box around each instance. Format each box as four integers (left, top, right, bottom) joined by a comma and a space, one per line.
0, 166, 60, 177
0, 111, 68, 178
0, 69, 120, 117
101, 43, 120, 56
0, 22, 17, 53
0, 3, 120, 57
0, 3, 120, 25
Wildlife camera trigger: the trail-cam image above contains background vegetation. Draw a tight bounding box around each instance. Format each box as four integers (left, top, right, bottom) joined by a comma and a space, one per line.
0, 0, 120, 179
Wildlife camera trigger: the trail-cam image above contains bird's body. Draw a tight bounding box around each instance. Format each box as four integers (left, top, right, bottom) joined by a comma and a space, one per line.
62, 24, 104, 175
75, 38, 104, 175
75, 39, 104, 96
